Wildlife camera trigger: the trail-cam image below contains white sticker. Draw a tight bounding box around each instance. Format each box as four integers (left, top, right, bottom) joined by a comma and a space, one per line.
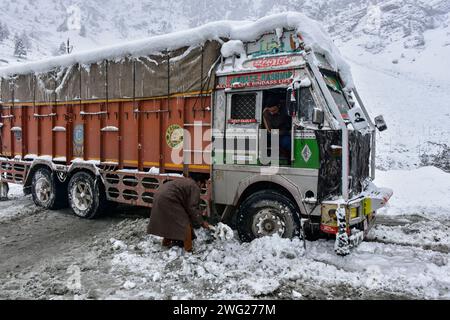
301, 145, 312, 163
348, 107, 369, 131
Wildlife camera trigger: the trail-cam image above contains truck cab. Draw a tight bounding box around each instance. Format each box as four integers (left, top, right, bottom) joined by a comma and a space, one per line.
212, 29, 392, 254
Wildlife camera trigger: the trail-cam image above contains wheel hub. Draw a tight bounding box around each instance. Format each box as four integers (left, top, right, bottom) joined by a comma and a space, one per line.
35, 178, 51, 203
72, 182, 93, 212
252, 208, 286, 238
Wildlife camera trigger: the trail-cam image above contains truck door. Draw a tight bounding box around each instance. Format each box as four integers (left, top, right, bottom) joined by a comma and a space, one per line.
224, 91, 262, 165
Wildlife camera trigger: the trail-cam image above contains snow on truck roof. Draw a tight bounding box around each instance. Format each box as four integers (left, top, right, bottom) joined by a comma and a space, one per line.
0, 12, 354, 88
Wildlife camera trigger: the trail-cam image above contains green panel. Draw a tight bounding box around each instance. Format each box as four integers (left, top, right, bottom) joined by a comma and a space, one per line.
294, 138, 320, 169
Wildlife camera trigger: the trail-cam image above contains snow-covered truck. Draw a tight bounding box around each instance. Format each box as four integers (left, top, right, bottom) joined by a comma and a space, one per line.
0, 13, 392, 254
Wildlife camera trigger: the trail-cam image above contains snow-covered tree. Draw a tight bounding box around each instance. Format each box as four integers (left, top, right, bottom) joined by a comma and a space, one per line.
116, 17, 128, 38
58, 41, 67, 55
14, 34, 27, 58
79, 24, 86, 37
0, 22, 10, 42
20, 31, 31, 49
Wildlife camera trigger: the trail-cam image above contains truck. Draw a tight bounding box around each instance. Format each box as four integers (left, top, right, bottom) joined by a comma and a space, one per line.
0, 13, 392, 254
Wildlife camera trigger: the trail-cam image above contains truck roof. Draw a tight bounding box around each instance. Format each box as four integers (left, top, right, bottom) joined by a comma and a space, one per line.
0, 12, 354, 88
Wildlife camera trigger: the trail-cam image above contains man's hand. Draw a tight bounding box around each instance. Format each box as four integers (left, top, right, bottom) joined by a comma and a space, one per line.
201, 221, 211, 230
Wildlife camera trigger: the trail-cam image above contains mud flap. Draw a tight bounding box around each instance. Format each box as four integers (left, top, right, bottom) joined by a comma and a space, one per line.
0, 182, 9, 201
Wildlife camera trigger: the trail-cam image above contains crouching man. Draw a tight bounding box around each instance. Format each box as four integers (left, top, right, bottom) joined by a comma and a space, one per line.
147, 173, 210, 253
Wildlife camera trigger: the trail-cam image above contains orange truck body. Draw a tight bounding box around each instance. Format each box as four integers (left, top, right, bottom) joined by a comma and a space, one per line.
0, 42, 221, 211
0, 94, 212, 173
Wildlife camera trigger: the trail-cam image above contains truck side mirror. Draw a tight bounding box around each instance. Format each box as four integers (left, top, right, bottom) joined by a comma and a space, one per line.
374, 115, 388, 132
312, 108, 324, 127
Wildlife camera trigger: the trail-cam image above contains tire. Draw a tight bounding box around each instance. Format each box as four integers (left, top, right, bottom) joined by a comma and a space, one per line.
68, 172, 105, 219
237, 190, 301, 242
31, 168, 66, 209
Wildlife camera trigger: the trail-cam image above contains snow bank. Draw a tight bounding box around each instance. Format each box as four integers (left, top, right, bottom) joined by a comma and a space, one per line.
0, 12, 353, 87
109, 229, 450, 299
7, 183, 23, 198
375, 167, 450, 218
0, 184, 36, 223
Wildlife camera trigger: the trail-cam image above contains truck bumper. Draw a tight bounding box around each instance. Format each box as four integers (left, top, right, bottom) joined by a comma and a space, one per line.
320, 181, 393, 236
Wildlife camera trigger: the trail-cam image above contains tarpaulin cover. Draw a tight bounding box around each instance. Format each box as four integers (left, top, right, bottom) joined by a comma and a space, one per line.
35, 71, 58, 103
1, 77, 14, 103
56, 65, 82, 102
1, 40, 221, 104
13, 74, 34, 103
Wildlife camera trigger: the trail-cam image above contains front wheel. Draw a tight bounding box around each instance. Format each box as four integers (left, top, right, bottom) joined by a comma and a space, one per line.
237, 190, 301, 242
68, 172, 105, 219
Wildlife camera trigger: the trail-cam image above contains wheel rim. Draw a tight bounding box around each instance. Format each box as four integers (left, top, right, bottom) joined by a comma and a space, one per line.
251, 208, 286, 238
35, 177, 52, 204
72, 181, 93, 212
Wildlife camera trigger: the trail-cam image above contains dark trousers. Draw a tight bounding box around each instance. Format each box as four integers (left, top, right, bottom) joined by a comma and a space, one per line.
162, 224, 194, 252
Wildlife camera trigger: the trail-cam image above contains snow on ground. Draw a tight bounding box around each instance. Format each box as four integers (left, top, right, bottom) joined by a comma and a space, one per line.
96, 163, 450, 300
375, 167, 450, 218
7, 183, 23, 198
102, 166, 450, 300
106, 221, 449, 300
0, 184, 37, 223
368, 220, 450, 253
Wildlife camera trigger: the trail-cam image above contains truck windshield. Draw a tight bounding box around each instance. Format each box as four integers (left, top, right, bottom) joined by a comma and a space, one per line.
323, 74, 350, 120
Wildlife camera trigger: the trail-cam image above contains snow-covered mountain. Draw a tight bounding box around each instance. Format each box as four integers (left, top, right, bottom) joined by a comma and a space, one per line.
0, 0, 448, 62
0, 0, 449, 171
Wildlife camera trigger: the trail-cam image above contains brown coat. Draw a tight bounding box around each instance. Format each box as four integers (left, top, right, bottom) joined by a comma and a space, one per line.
147, 178, 204, 241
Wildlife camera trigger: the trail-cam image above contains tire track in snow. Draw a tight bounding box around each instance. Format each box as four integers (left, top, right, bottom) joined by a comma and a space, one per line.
366, 217, 450, 254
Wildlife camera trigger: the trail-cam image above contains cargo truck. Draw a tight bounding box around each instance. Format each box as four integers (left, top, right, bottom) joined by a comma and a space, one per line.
0, 13, 392, 254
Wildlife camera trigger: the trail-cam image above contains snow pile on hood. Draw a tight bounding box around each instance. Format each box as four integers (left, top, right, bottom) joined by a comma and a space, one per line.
0, 12, 353, 88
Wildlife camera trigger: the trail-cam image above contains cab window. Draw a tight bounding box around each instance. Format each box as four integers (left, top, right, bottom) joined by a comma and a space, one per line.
323, 74, 350, 120
229, 93, 257, 124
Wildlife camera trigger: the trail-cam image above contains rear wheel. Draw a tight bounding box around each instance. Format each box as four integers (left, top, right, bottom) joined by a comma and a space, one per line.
32, 168, 66, 209
68, 172, 105, 219
237, 190, 301, 242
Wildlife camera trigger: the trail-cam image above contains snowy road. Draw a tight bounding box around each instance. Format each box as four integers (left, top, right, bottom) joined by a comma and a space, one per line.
0, 178, 449, 300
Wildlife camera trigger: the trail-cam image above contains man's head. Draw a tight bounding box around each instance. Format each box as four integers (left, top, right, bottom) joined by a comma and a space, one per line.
264, 96, 281, 115
266, 105, 280, 115
188, 172, 208, 188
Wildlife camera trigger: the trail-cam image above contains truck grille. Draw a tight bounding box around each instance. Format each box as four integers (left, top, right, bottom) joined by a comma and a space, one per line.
316, 130, 371, 201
